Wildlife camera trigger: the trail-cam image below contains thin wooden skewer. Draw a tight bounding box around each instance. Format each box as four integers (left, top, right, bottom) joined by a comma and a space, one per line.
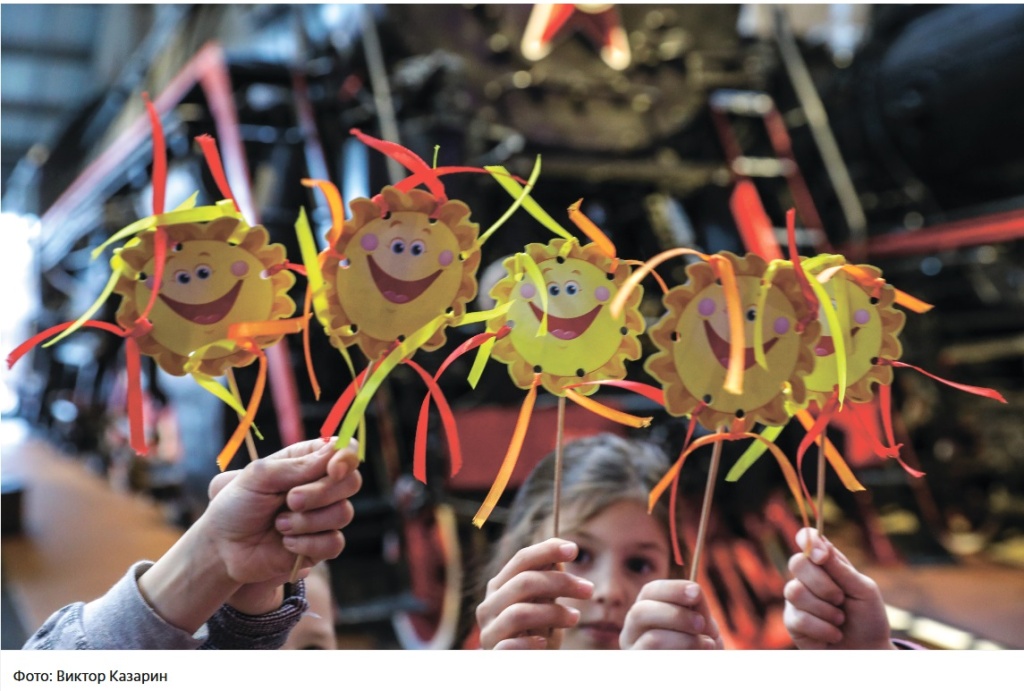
688, 426, 725, 582
816, 431, 826, 535
552, 396, 566, 538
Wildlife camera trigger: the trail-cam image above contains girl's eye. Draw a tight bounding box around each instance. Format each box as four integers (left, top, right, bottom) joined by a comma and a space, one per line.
390, 239, 406, 254
745, 307, 757, 322
548, 283, 560, 297
564, 281, 580, 296
573, 548, 592, 567
174, 270, 191, 285
172, 242, 184, 252
625, 557, 654, 575
195, 264, 212, 280
410, 240, 426, 256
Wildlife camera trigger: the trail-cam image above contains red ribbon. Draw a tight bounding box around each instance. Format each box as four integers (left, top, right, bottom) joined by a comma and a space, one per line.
8, 320, 149, 456
195, 134, 240, 212
667, 402, 706, 566
349, 129, 447, 205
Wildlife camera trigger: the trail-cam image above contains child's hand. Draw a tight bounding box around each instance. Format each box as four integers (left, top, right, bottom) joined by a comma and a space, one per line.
619, 580, 723, 649
783, 528, 896, 650
476, 538, 594, 650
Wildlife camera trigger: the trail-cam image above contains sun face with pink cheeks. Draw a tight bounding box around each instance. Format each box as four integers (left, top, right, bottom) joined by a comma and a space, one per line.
114, 217, 296, 377
487, 238, 644, 397
804, 263, 905, 404
645, 252, 820, 429
321, 185, 480, 361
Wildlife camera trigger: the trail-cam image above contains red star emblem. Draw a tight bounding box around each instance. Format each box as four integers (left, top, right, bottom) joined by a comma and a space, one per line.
521, 4, 631, 71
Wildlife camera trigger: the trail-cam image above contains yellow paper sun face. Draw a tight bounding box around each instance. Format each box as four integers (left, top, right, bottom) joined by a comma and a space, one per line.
321, 186, 480, 361
804, 264, 905, 403
114, 217, 296, 377
487, 238, 644, 397
645, 252, 819, 429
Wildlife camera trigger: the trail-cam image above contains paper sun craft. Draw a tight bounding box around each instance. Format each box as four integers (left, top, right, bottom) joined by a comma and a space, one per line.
296, 129, 546, 481
8, 97, 304, 471
722, 210, 1007, 532
448, 179, 663, 528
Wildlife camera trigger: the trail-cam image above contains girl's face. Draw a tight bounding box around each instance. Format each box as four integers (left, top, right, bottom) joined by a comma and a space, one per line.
555, 500, 672, 650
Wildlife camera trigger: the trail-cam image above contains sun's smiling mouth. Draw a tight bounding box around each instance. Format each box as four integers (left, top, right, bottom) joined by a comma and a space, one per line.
160, 280, 242, 325
367, 255, 441, 304
813, 327, 861, 357
703, 320, 778, 369
529, 302, 602, 340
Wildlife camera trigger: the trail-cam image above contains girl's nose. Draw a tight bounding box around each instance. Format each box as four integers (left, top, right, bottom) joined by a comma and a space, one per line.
591, 562, 628, 607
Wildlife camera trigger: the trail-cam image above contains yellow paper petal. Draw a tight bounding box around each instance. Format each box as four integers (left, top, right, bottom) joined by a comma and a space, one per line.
564, 388, 651, 428
337, 315, 447, 446
725, 423, 786, 482
472, 378, 539, 527
43, 268, 122, 347
486, 164, 575, 241
480, 157, 543, 245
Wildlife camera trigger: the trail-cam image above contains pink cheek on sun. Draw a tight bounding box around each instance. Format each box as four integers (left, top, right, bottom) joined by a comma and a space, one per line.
774, 317, 791, 335
520, 283, 536, 300
594, 286, 610, 302
231, 261, 248, 277
438, 250, 453, 267
854, 309, 870, 325
361, 234, 379, 252
144, 276, 155, 290
698, 297, 716, 317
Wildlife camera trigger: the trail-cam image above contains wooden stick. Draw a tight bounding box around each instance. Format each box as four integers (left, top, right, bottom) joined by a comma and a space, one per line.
816, 431, 826, 535
688, 426, 725, 582
552, 396, 566, 538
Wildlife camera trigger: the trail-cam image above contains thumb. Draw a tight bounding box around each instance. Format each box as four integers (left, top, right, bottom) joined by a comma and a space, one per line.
239, 440, 336, 494
819, 540, 878, 601
208, 470, 241, 500
263, 437, 337, 462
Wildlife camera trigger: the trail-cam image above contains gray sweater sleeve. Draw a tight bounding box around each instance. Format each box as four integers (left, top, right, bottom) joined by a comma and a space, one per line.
22, 561, 308, 650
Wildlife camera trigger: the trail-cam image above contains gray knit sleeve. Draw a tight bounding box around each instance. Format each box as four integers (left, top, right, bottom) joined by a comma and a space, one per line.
23, 562, 201, 650
201, 579, 307, 650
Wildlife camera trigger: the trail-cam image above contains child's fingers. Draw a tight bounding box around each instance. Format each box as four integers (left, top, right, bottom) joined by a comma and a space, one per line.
621, 600, 708, 649
631, 580, 721, 641
478, 569, 592, 623
783, 577, 845, 628
787, 551, 845, 607
819, 544, 883, 602
627, 629, 718, 650
486, 538, 580, 594
783, 600, 843, 648
493, 635, 548, 651
481, 602, 579, 648
796, 528, 882, 603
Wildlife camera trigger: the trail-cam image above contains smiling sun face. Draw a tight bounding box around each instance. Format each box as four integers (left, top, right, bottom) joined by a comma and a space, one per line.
487, 238, 644, 396
114, 216, 296, 377
321, 186, 480, 361
804, 263, 905, 404
645, 252, 820, 429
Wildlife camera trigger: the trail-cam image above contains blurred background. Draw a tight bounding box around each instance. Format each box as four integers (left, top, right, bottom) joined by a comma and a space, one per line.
2, 3, 1022, 651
